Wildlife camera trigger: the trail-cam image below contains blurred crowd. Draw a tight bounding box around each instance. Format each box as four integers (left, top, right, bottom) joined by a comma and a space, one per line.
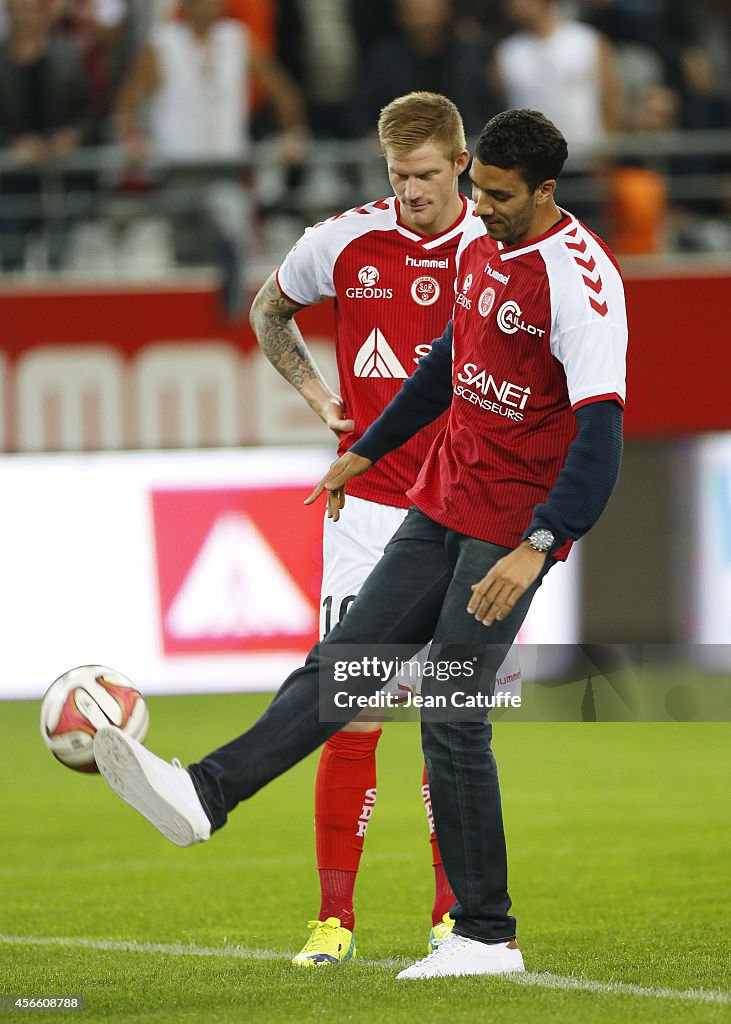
0, 0, 729, 289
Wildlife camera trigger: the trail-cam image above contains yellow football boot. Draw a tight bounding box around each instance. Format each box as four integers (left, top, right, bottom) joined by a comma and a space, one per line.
291, 917, 356, 966
427, 912, 454, 953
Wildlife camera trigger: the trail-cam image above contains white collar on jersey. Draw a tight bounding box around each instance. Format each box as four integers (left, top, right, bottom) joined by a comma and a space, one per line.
394, 195, 473, 249
496, 209, 576, 260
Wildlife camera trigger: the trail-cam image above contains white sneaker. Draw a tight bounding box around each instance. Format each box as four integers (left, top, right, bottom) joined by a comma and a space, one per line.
397, 933, 524, 979
93, 726, 211, 847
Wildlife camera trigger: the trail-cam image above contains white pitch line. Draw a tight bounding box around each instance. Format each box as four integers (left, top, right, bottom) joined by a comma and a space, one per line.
508, 970, 731, 1005
1, 934, 729, 1006
0, 935, 288, 962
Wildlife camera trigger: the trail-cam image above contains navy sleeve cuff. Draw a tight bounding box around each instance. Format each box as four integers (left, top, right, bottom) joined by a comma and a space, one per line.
522, 399, 623, 549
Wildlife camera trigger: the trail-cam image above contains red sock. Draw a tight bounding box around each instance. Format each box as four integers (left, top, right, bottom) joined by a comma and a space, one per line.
422, 764, 456, 926
315, 728, 382, 932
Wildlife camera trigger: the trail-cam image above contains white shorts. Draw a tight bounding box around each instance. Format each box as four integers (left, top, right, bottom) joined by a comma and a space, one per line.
321, 495, 521, 700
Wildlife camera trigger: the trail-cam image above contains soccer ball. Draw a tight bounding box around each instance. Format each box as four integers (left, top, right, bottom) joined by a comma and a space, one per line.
40, 665, 149, 773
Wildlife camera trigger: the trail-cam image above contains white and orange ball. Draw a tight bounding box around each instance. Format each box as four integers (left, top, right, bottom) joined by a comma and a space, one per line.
40, 665, 149, 773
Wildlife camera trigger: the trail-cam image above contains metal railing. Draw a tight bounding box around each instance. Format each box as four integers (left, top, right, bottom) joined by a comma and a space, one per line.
0, 129, 728, 281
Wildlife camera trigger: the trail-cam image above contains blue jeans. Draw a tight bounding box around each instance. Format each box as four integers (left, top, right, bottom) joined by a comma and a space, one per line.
189, 507, 552, 942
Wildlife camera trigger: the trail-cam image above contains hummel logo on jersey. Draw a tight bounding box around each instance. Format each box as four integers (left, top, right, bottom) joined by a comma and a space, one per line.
347, 265, 393, 300
564, 227, 608, 316
354, 329, 408, 378
405, 255, 449, 269
358, 265, 379, 286
497, 300, 546, 338
484, 263, 510, 285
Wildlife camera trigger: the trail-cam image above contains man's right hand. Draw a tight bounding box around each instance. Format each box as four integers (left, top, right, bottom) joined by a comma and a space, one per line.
318, 395, 354, 438
304, 452, 372, 521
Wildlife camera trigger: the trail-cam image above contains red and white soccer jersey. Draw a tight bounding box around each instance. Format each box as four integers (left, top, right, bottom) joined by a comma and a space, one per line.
277, 195, 484, 508
409, 212, 627, 558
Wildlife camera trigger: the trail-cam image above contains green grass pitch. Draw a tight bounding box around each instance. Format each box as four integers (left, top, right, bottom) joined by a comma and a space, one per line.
1, 692, 729, 1023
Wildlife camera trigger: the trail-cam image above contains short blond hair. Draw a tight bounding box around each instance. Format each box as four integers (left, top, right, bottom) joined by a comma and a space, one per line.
377, 92, 467, 162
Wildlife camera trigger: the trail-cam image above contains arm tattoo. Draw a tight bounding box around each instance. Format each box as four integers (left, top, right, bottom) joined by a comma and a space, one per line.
250, 273, 323, 392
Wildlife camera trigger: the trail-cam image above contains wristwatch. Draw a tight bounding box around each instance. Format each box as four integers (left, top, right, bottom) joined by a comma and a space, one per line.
527, 529, 555, 553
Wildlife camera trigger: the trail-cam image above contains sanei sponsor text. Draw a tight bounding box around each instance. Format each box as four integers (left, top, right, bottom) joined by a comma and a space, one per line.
454, 363, 531, 421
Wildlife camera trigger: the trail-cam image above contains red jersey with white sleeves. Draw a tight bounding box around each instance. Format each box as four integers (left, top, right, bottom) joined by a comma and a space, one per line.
277, 195, 484, 508
408, 212, 627, 556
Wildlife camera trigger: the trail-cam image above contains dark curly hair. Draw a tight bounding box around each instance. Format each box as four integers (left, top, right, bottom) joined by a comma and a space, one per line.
475, 110, 568, 191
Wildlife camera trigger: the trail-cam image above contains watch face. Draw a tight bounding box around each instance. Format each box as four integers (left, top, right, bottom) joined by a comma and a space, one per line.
530, 530, 554, 552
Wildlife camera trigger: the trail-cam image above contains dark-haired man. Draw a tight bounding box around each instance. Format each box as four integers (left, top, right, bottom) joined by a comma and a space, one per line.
250, 89, 521, 967
92, 109, 627, 980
